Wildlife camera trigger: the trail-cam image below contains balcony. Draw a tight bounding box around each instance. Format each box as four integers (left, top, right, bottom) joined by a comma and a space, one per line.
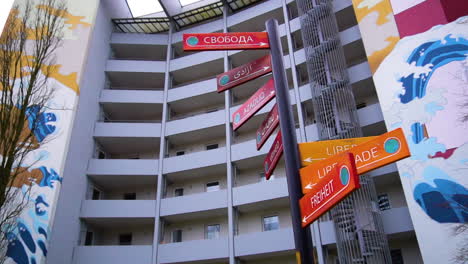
106, 59, 165, 73
160, 190, 228, 216
106, 60, 165, 89
234, 228, 294, 257
166, 109, 225, 136
233, 178, 288, 207
316, 206, 414, 245
81, 200, 156, 218
100, 89, 163, 104
158, 237, 229, 263
111, 32, 168, 45
74, 246, 152, 264
88, 159, 158, 176
167, 78, 217, 102
163, 147, 226, 174
94, 122, 161, 138
381, 207, 414, 235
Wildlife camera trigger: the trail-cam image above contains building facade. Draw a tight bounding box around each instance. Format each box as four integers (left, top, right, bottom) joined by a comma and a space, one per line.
3, 0, 467, 264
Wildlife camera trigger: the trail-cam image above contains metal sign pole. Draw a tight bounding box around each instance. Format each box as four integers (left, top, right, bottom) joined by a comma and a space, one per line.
266, 19, 315, 264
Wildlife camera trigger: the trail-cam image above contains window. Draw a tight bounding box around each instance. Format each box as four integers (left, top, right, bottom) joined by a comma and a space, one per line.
123, 193, 136, 200
205, 224, 220, 239
260, 172, 274, 182
176, 150, 185, 156
206, 143, 218, 150
263, 215, 279, 231
172, 229, 182, 243
92, 189, 100, 200
378, 194, 391, 211
119, 233, 132, 245
174, 188, 184, 197
84, 231, 93, 246
356, 102, 367, 109
98, 151, 106, 159
206, 182, 220, 192
391, 249, 404, 264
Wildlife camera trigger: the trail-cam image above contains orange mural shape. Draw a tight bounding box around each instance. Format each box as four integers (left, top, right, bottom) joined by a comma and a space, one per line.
11, 167, 44, 188
0, 8, 80, 94
352, 0, 395, 25
368, 35, 400, 73
37, 5, 91, 30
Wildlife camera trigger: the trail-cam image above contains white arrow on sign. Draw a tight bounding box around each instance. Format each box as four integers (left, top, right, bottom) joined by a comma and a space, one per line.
303, 157, 324, 163
303, 214, 313, 223
305, 183, 316, 189
223, 66, 270, 86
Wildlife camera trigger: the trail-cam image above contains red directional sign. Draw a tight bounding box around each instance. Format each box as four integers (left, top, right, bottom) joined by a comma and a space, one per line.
264, 131, 283, 180
256, 104, 279, 150
300, 153, 359, 227
183, 32, 270, 51
232, 78, 275, 131
217, 55, 272, 93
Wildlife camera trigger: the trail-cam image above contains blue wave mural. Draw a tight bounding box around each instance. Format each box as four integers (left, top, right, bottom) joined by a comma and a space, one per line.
400, 35, 468, 223
399, 35, 468, 104
6, 109, 60, 263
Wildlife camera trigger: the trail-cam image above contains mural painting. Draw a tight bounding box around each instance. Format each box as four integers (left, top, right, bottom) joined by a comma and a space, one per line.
373, 18, 468, 263
2, 0, 98, 263
352, 0, 468, 262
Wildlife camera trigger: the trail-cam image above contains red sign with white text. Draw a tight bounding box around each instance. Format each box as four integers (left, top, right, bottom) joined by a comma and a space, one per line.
264, 131, 283, 180
256, 104, 279, 150
300, 153, 359, 227
183, 32, 270, 51
217, 55, 271, 93
232, 78, 275, 131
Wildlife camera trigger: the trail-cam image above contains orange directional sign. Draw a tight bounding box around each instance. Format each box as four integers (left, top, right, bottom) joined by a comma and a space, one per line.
300, 153, 359, 227
299, 136, 377, 167
264, 131, 283, 180
300, 151, 357, 194
232, 78, 275, 131
217, 55, 271, 93
183, 32, 270, 51
256, 104, 279, 150
300, 128, 410, 192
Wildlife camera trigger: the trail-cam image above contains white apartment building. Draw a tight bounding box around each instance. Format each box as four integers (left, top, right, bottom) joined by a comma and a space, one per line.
46, 0, 424, 263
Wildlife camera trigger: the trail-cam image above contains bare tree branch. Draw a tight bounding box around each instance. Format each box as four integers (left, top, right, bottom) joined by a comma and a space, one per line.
0, 0, 66, 262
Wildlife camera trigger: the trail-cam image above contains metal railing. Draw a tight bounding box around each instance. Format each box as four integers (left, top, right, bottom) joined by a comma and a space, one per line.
112, 17, 170, 34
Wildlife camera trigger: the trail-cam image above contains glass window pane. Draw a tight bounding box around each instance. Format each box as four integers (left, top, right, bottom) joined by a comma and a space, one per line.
172, 230, 182, 243
206, 182, 220, 192
378, 194, 391, 211
175, 188, 184, 197
206, 224, 220, 239
263, 216, 279, 231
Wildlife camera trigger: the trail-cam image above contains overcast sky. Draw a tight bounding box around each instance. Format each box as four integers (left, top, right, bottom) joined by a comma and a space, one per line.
0, 0, 15, 34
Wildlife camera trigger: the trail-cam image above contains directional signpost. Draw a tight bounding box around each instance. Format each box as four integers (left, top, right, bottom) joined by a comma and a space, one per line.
299, 136, 376, 166
300, 153, 359, 227
299, 128, 410, 174
256, 104, 279, 150
264, 130, 283, 180
183, 32, 270, 51
182, 21, 412, 264
217, 55, 271, 93
231, 78, 275, 131
183, 24, 315, 264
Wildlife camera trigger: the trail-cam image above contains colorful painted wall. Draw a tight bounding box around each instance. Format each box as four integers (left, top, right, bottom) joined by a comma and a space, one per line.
2, 1, 98, 263
352, 0, 468, 263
